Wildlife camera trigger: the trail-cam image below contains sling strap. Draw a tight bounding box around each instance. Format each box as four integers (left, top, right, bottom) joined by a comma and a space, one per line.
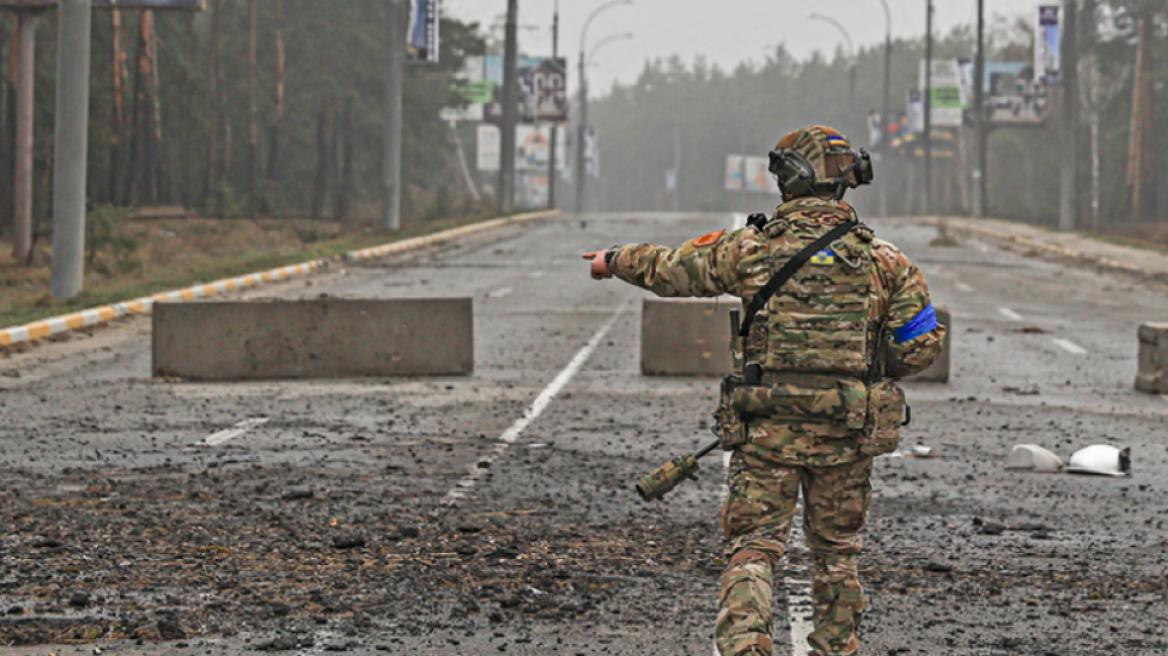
738, 221, 860, 338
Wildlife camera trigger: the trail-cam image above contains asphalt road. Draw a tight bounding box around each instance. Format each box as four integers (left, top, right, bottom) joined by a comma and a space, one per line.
1, 213, 1166, 656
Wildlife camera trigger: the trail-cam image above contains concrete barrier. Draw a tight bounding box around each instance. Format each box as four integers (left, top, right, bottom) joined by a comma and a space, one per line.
153, 297, 473, 380
1135, 323, 1168, 394
904, 305, 952, 384
642, 298, 734, 376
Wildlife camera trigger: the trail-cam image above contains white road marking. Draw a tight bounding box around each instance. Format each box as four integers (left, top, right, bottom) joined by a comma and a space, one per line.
997, 307, 1024, 321
528, 271, 546, 279
204, 418, 269, 446
955, 282, 974, 292
1052, 338, 1088, 355
445, 302, 629, 502
487, 286, 514, 298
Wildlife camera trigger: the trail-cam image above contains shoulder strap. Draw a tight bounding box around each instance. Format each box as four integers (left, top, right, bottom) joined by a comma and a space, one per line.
738, 221, 859, 338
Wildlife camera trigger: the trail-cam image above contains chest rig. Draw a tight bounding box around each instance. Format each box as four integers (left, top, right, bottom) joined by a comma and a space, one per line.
752, 202, 876, 376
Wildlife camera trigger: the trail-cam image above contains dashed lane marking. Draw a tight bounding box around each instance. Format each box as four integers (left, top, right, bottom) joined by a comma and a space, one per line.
204, 418, 270, 446
445, 301, 630, 503
955, 282, 974, 292
997, 307, 1024, 321
487, 287, 514, 299
1052, 338, 1088, 355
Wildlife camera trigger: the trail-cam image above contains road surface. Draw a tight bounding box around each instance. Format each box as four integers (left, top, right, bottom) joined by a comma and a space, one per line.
1, 213, 1166, 655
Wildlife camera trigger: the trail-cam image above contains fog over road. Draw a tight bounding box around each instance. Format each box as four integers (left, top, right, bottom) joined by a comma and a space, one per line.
1, 213, 1167, 655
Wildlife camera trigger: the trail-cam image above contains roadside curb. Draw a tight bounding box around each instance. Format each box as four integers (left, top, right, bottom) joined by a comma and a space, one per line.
925, 217, 1168, 283
0, 209, 559, 349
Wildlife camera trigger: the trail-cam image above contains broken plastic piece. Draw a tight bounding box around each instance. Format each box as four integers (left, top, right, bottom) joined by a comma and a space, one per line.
1066, 444, 1131, 477
1004, 444, 1064, 472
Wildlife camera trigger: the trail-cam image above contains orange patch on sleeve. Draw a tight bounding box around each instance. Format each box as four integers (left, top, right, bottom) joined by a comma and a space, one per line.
691, 230, 725, 247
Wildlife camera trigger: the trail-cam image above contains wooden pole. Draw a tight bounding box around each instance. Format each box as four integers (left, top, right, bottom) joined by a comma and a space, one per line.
247, 0, 258, 216
12, 11, 37, 264
267, 0, 285, 180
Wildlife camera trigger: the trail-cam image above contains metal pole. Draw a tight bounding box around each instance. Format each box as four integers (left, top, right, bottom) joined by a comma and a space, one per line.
547, 0, 559, 210
499, 0, 519, 214
972, 0, 986, 218
575, 56, 587, 213
50, 0, 92, 298
1058, 0, 1078, 230
923, 0, 933, 215
879, 0, 891, 217
382, 0, 404, 231
12, 11, 36, 264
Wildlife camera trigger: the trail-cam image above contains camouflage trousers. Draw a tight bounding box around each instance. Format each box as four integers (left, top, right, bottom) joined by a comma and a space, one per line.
716, 449, 874, 656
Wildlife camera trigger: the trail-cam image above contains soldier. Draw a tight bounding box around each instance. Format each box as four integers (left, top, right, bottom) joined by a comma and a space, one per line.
583, 125, 945, 656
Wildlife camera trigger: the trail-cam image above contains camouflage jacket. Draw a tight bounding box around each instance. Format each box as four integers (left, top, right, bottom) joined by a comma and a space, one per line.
609, 198, 946, 467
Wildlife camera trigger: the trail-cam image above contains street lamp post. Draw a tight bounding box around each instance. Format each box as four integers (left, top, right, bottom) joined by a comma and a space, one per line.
547, 0, 560, 210
876, 0, 891, 217
924, 0, 933, 215
807, 13, 856, 110
576, 0, 633, 214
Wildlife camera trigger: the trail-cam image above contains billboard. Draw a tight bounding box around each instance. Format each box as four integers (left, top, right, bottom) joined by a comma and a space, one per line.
984, 62, 1050, 126
920, 59, 965, 128
1036, 6, 1060, 84
484, 56, 568, 123
477, 124, 566, 172
0, 0, 205, 7
725, 156, 780, 195
440, 56, 487, 122
406, 0, 439, 63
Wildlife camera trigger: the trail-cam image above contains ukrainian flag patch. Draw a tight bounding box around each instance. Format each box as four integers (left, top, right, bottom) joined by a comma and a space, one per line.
811, 249, 835, 265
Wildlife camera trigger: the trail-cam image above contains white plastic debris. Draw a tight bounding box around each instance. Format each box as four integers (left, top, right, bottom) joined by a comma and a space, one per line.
1066, 444, 1131, 477
1004, 444, 1064, 472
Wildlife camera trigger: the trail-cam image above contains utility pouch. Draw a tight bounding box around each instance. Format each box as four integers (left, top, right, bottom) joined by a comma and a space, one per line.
728, 379, 868, 432
714, 375, 749, 451
861, 381, 907, 456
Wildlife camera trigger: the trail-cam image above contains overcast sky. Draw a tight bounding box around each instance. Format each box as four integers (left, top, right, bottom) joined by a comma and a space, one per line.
445, 0, 1047, 97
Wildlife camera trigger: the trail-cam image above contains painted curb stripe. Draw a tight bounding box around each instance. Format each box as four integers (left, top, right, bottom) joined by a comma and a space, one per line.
0, 210, 557, 349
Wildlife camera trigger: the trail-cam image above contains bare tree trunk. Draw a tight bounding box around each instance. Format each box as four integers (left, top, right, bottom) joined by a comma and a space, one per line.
127, 10, 156, 205
246, 0, 259, 217
334, 106, 353, 220
202, 0, 219, 208
310, 103, 333, 218
267, 0, 285, 180
150, 20, 168, 203
0, 15, 11, 232
109, 10, 126, 205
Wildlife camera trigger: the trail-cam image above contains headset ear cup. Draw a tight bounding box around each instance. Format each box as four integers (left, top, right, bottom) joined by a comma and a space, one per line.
781, 151, 815, 197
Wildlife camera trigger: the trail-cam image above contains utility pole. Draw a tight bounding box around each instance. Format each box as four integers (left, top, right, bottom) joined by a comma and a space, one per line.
879, 0, 891, 217
50, 0, 93, 298
499, 0, 519, 214
575, 57, 587, 214
546, 0, 559, 210
1058, 0, 1079, 231
382, 0, 405, 231
923, 0, 933, 215
11, 10, 38, 264
972, 0, 987, 218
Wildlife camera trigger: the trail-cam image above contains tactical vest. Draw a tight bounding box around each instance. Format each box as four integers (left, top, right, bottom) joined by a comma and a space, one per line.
753, 200, 875, 377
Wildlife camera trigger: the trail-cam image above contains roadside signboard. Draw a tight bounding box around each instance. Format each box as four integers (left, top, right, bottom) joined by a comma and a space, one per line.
406, 0, 439, 64
0, 0, 205, 8
484, 56, 568, 123
920, 59, 965, 128
440, 56, 487, 122
724, 155, 780, 194
983, 61, 1050, 126
1036, 6, 1061, 84
477, 124, 566, 172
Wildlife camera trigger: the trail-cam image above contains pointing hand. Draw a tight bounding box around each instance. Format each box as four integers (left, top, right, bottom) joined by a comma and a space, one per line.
582, 251, 612, 280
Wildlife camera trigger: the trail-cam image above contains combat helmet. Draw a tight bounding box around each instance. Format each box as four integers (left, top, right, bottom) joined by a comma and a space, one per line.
768, 125, 873, 199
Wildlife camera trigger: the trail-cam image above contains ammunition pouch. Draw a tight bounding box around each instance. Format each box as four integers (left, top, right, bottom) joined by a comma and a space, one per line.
714, 375, 750, 451
727, 377, 868, 433
860, 380, 907, 456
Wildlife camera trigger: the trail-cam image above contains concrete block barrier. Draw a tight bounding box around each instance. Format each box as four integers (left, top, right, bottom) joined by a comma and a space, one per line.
153, 297, 473, 380
905, 305, 951, 384
641, 298, 734, 376
1135, 322, 1168, 394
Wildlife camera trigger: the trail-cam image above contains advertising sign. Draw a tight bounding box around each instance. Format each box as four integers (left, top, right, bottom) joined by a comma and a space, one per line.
484, 56, 568, 123
477, 124, 567, 172
920, 59, 965, 128
724, 156, 780, 194
984, 62, 1050, 126
1036, 6, 1060, 84
440, 56, 486, 122
0, 0, 205, 8
407, 0, 439, 64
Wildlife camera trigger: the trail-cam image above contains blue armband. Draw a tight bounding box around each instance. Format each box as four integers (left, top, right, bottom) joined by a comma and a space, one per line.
894, 303, 939, 343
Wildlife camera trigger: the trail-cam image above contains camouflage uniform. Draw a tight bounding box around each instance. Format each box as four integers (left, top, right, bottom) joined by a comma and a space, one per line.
607, 192, 944, 655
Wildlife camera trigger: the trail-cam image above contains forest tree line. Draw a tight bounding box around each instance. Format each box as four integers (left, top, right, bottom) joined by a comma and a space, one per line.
588, 0, 1166, 228
0, 0, 485, 235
